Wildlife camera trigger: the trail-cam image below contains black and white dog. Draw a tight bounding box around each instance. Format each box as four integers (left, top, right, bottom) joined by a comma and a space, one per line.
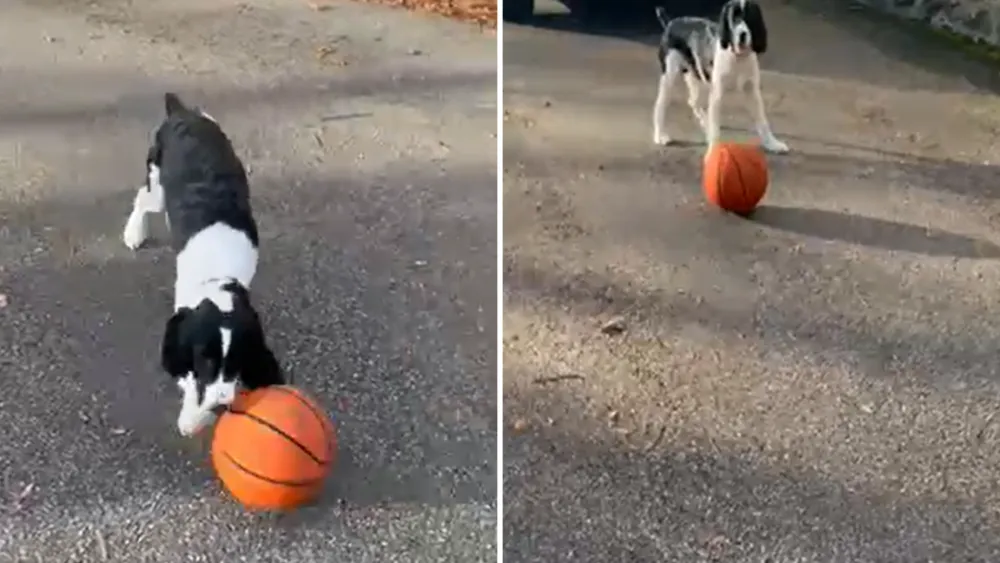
651, 0, 788, 155
122, 93, 283, 437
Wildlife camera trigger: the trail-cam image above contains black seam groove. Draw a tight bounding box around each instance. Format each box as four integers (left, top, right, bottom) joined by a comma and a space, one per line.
731, 150, 750, 214
227, 410, 326, 466
269, 387, 333, 452
221, 452, 320, 487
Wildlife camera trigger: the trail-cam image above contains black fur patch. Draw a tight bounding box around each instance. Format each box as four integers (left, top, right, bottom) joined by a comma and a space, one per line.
160, 285, 283, 396
148, 93, 260, 252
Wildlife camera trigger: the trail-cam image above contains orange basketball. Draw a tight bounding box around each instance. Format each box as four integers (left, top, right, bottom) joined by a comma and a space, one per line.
211, 385, 337, 511
702, 142, 769, 215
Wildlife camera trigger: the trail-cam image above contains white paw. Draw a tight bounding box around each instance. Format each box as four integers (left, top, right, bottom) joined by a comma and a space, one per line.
122, 215, 147, 250
653, 131, 673, 146
762, 138, 789, 154
177, 410, 216, 437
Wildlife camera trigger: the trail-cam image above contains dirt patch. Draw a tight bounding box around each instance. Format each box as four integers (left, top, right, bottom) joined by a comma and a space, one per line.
311, 0, 496, 29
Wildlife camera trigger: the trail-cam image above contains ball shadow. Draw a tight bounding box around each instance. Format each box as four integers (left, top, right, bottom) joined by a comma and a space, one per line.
751, 205, 1000, 259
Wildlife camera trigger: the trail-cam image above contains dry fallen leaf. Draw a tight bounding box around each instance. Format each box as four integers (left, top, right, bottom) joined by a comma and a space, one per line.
347, 0, 496, 29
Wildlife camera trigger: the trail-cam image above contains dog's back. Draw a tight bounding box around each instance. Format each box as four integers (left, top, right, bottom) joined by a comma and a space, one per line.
656, 8, 719, 82
149, 93, 259, 253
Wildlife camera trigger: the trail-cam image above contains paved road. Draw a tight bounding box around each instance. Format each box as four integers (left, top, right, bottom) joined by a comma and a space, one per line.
504, 0, 1000, 561
0, 1, 496, 561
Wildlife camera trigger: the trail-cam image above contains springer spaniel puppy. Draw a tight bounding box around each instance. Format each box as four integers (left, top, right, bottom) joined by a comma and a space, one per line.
122, 93, 283, 437
651, 0, 789, 155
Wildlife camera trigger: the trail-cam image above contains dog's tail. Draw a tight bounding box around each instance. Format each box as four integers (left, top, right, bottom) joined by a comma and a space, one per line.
654, 6, 671, 30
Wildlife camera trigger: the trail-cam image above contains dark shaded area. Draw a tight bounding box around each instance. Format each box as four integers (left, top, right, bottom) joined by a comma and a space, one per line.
515, 0, 725, 41
504, 382, 1000, 562
782, 0, 1000, 94
751, 205, 1000, 258
503, 237, 999, 392
769, 148, 1000, 202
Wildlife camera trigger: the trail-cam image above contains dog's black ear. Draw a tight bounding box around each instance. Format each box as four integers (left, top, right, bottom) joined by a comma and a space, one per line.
247, 341, 284, 389
223, 289, 285, 388
229, 320, 285, 389
717, 3, 733, 50
161, 308, 193, 376
164, 93, 187, 116
746, 1, 767, 54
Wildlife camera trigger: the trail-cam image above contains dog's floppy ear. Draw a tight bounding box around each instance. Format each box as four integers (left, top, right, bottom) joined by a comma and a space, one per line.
745, 0, 767, 54
164, 92, 188, 116
228, 317, 284, 388
161, 308, 193, 376
223, 286, 284, 388
717, 2, 733, 51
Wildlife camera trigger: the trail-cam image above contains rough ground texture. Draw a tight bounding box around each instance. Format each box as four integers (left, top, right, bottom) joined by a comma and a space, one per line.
854, 0, 1000, 47
0, 0, 496, 561
504, 0, 1000, 561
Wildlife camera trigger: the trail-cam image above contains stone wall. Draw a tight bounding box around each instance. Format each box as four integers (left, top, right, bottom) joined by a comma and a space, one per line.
852, 0, 1000, 47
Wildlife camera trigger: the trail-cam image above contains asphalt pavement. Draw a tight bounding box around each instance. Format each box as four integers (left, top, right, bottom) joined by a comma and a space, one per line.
0, 0, 496, 561
504, 0, 1000, 561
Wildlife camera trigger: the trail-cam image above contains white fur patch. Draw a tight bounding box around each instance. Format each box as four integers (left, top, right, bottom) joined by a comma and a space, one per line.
174, 222, 258, 311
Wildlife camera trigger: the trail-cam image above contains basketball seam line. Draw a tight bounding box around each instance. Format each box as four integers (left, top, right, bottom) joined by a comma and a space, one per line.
227, 409, 328, 466
731, 151, 750, 213
221, 451, 321, 488
269, 386, 335, 452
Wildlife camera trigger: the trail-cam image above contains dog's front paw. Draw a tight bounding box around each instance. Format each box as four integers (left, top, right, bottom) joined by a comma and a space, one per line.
762, 137, 789, 154
653, 131, 673, 146
177, 410, 216, 437
122, 215, 147, 251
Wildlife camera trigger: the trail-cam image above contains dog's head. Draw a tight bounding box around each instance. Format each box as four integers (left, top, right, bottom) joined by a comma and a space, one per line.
718, 0, 767, 56
161, 281, 281, 434
144, 93, 226, 191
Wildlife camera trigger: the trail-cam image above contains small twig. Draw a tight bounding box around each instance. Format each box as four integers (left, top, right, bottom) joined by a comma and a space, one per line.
642, 425, 666, 453
976, 411, 997, 442
532, 373, 585, 385
95, 529, 109, 561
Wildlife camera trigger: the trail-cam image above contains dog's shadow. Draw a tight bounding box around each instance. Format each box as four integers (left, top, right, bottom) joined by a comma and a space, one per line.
751, 205, 1000, 259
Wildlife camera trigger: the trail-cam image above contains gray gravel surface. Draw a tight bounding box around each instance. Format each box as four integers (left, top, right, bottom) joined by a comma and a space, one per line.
0, 0, 496, 561
504, 0, 1000, 561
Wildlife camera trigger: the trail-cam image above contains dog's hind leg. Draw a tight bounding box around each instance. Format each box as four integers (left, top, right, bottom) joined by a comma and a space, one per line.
123, 164, 165, 250
684, 72, 708, 135
653, 50, 683, 145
